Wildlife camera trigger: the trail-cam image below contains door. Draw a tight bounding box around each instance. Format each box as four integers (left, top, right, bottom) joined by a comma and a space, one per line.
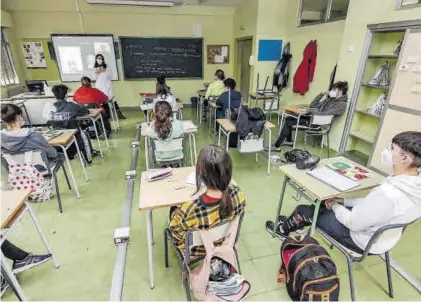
236, 38, 253, 98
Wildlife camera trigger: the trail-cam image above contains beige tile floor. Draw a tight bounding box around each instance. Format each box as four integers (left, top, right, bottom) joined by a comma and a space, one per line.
2, 108, 421, 301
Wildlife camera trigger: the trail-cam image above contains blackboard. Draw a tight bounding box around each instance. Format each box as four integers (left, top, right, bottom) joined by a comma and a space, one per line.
119, 37, 203, 79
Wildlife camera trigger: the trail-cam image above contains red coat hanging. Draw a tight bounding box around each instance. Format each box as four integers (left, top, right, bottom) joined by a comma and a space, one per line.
293, 40, 318, 96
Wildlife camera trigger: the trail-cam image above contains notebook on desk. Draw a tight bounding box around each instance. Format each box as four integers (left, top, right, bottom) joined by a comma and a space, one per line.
307, 166, 360, 192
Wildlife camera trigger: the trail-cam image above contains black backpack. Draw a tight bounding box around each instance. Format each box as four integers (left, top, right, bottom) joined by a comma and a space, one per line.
278, 235, 340, 301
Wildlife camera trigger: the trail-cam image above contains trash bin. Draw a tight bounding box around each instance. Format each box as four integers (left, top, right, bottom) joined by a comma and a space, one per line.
191, 97, 198, 108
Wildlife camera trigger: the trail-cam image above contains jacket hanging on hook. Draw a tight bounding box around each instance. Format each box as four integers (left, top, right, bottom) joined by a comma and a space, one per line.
293, 40, 318, 96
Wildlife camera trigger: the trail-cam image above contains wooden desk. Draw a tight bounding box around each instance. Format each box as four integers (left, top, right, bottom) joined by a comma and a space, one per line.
48, 129, 88, 199
77, 108, 109, 157
272, 156, 384, 235
278, 104, 310, 149
142, 121, 198, 168
1, 190, 30, 229
0, 189, 59, 301
216, 119, 276, 175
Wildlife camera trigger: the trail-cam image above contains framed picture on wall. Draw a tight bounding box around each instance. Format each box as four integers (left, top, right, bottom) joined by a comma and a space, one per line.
207, 45, 229, 64
22, 41, 47, 68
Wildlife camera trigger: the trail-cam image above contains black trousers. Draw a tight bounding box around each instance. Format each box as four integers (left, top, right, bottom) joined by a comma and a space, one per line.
282, 205, 364, 254
274, 116, 311, 147
1, 240, 28, 261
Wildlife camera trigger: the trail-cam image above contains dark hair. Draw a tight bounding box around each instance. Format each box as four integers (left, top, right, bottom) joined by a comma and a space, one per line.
332, 81, 348, 95
223, 78, 236, 90
81, 76, 92, 87
392, 131, 421, 168
154, 101, 173, 140
215, 69, 225, 81
156, 83, 170, 97
1, 104, 22, 124
195, 145, 233, 219
52, 84, 69, 100
157, 74, 166, 85
94, 54, 107, 69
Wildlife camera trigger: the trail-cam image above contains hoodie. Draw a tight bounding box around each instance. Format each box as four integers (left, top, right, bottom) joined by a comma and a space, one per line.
309, 93, 348, 116
216, 90, 242, 119
53, 99, 90, 128
332, 174, 421, 254
1, 128, 58, 160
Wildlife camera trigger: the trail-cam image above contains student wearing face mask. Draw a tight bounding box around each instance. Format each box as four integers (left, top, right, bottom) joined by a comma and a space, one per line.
1, 104, 57, 161
94, 54, 126, 119
266, 131, 421, 255
267, 81, 348, 152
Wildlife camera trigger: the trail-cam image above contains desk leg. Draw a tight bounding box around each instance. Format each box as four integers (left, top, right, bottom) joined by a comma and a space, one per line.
310, 199, 321, 235
58, 145, 81, 199
279, 111, 286, 136
26, 202, 59, 268
293, 116, 301, 150
73, 137, 89, 182
1, 254, 27, 301
110, 101, 118, 132
188, 134, 193, 166
192, 133, 197, 165
112, 100, 120, 130
91, 117, 103, 159
99, 114, 110, 149
218, 125, 222, 146
267, 128, 272, 175
226, 131, 231, 152
145, 137, 149, 170
146, 209, 155, 289
273, 176, 289, 238
199, 97, 202, 125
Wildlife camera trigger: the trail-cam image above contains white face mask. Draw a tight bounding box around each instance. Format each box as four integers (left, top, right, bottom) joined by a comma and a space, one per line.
381, 147, 394, 167
328, 90, 337, 98
96, 59, 103, 65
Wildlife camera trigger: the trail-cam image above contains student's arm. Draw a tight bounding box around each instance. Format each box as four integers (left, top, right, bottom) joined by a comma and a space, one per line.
31, 132, 58, 159
309, 93, 324, 108
216, 93, 225, 107
332, 188, 394, 232
317, 101, 346, 116
169, 202, 195, 243
71, 103, 90, 117
205, 82, 214, 99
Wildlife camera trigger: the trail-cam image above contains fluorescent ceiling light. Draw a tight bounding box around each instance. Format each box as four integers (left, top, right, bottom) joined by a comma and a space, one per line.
87, 0, 175, 7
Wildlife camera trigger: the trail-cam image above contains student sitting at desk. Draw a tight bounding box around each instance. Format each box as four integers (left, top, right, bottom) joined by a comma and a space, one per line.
147, 101, 183, 163
215, 78, 242, 119
1, 104, 57, 161
153, 83, 178, 112
156, 74, 171, 94
73, 76, 108, 109
203, 69, 225, 122
267, 81, 348, 152
1, 240, 52, 296
169, 144, 246, 256
267, 131, 421, 254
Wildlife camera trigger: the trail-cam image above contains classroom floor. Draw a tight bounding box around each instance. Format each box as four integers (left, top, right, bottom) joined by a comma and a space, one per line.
3, 108, 421, 301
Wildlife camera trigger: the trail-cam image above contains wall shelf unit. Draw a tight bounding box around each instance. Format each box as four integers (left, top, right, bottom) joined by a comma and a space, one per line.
367, 54, 399, 59
361, 83, 390, 89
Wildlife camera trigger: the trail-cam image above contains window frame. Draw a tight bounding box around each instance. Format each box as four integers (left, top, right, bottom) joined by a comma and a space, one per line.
396, 0, 421, 9
297, 0, 349, 27
1, 27, 20, 87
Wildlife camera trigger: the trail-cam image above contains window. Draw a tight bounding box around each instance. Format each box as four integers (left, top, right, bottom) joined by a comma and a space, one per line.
397, 0, 421, 8
298, 0, 350, 26
1, 28, 19, 87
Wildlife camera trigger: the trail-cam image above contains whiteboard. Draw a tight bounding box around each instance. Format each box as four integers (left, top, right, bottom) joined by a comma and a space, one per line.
51, 34, 118, 82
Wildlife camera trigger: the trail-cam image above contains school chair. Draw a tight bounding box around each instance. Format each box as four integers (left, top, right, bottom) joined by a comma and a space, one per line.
317, 220, 417, 301
173, 108, 183, 120
1, 150, 71, 213
292, 114, 334, 157
150, 135, 186, 168
163, 213, 244, 301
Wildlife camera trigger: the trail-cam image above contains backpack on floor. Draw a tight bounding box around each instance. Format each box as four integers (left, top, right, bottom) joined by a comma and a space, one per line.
278, 235, 339, 301
3, 151, 52, 202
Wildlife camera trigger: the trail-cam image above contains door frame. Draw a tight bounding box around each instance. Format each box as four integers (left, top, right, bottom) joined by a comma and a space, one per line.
235, 36, 253, 96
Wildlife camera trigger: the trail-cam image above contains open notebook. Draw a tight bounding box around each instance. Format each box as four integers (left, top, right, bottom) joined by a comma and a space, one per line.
307, 166, 360, 192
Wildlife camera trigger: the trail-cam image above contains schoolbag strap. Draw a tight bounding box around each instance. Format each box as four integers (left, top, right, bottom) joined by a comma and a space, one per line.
197, 229, 215, 254
24, 151, 33, 164
2, 154, 15, 165
224, 216, 241, 247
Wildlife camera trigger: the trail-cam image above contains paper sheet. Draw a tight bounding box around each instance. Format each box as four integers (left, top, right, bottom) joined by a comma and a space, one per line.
412, 65, 421, 73
407, 56, 419, 63
215, 55, 224, 63
221, 46, 228, 57
183, 120, 198, 131
185, 172, 196, 186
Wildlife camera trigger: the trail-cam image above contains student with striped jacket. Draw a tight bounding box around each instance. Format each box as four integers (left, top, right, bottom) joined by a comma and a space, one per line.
169, 145, 246, 256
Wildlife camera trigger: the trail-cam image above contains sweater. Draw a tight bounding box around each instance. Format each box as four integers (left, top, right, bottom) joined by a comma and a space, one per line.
1, 128, 57, 160
309, 93, 348, 116
332, 174, 421, 254
205, 80, 225, 99
146, 119, 184, 160
73, 86, 109, 107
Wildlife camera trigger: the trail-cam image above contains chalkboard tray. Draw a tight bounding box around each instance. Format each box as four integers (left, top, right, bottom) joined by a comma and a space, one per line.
119, 37, 203, 80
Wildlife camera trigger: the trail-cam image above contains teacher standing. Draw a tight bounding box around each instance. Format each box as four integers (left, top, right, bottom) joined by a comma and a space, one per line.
94, 53, 126, 119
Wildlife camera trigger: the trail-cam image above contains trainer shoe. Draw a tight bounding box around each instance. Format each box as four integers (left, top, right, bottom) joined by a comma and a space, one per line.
265, 217, 288, 240
264, 144, 282, 152
1, 276, 9, 297
12, 254, 52, 274
281, 140, 294, 147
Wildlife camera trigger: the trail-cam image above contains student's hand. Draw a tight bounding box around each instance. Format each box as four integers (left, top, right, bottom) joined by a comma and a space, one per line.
325, 198, 344, 210
95, 68, 101, 75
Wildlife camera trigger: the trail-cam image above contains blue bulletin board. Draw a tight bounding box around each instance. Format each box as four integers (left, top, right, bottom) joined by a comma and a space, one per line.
258, 40, 283, 61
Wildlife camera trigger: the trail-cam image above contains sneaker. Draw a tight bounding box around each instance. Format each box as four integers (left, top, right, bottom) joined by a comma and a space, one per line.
265, 217, 288, 240
264, 145, 282, 152
281, 140, 294, 147
1, 276, 9, 297
12, 254, 52, 274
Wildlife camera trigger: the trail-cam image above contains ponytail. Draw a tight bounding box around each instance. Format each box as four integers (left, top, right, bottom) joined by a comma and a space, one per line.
219, 187, 234, 219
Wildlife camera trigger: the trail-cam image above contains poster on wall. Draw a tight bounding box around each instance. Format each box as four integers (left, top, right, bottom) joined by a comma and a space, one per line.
22, 42, 47, 68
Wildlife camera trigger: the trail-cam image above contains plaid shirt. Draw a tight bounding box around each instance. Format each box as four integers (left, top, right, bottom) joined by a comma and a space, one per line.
169, 185, 246, 256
